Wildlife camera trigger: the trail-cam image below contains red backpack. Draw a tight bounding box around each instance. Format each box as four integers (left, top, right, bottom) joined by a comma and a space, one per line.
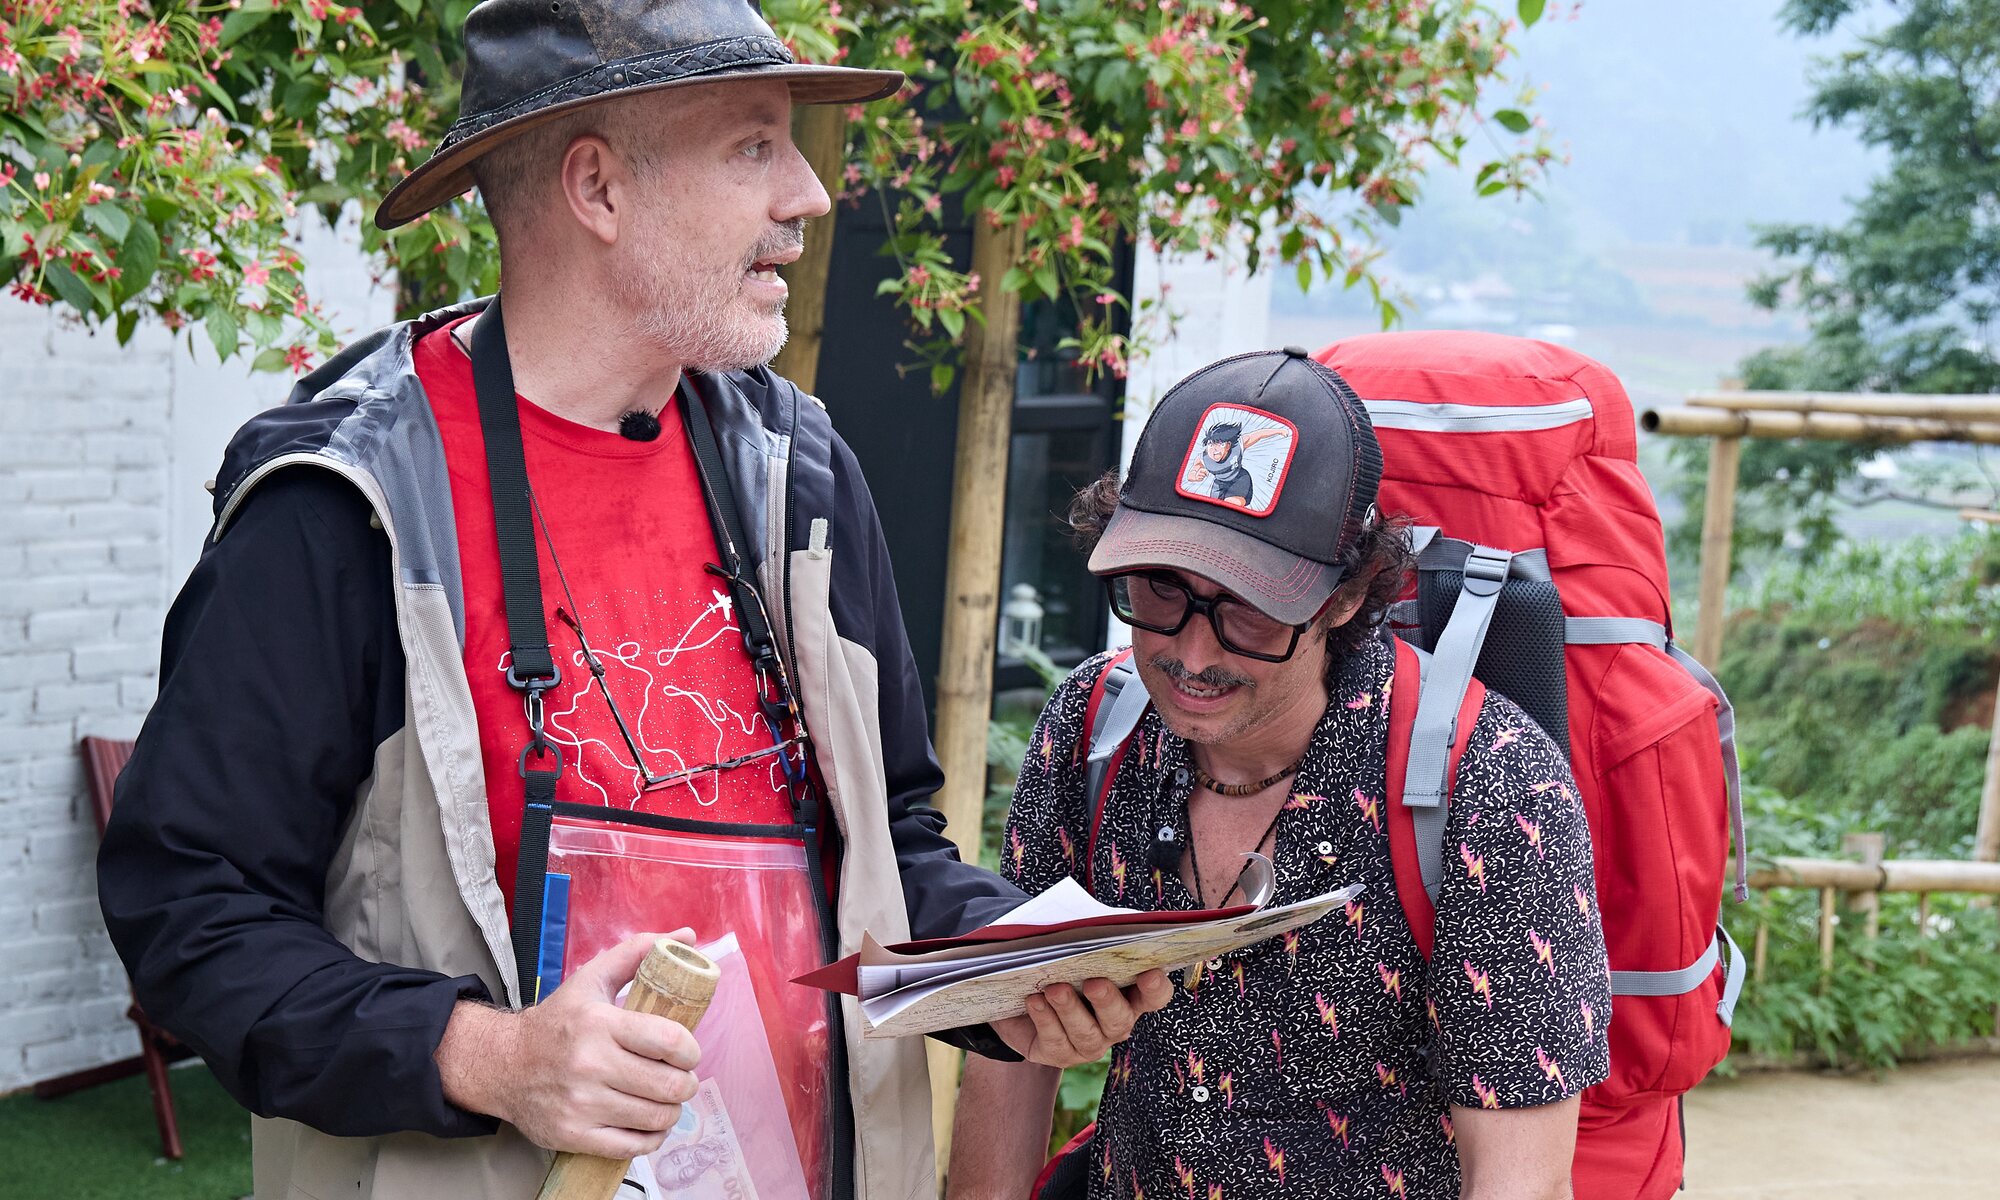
1057, 333, 1744, 1200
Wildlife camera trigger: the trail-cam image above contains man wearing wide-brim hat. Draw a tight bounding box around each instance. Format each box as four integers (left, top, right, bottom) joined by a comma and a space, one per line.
96, 2, 1171, 1197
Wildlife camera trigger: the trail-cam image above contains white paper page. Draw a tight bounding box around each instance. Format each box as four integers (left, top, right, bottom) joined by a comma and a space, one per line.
858, 926, 1151, 996
996, 876, 1140, 925
862, 883, 1364, 1036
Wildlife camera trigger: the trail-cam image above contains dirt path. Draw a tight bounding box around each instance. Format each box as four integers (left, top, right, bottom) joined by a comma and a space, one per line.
1682, 1057, 2000, 1199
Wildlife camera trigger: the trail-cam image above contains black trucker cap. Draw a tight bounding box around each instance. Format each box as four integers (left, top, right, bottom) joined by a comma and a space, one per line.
1088, 347, 1383, 625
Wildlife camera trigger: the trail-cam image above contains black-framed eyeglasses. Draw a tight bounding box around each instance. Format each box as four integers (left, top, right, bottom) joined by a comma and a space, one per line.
1105, 572, 1310, 663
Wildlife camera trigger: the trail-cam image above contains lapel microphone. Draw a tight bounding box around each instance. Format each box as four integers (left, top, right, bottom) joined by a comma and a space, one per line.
618, 408, 662, 441
1150, 824, 1182, 872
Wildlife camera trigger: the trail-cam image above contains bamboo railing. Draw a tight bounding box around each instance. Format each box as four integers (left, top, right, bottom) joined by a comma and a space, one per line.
1638, 389, 2000, 863
1743, 838, 2000, 1005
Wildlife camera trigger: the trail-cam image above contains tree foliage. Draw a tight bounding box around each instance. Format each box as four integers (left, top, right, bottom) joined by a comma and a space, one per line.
1750, 0, 2000, 394
831, 0, 1553, 385
1675, 0, 2000, 562
1, 0, 486, 369
4, 0, 1550, 374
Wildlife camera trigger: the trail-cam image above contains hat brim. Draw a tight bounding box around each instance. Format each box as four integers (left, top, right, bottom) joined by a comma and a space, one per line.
375, 63, 903, 230
1088, 505, 1342, 627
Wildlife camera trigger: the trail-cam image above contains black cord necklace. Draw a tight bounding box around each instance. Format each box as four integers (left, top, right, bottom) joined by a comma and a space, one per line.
1185, 760, 1298, 908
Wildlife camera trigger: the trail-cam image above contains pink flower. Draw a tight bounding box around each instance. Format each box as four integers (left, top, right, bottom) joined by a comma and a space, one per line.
284, 344, 314, 374
32, 171, 50, 190
244, 261, 270, 287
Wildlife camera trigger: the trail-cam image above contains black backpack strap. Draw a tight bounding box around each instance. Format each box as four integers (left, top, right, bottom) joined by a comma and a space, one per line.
468, 296, 564, 1003
678, 383, 813, 826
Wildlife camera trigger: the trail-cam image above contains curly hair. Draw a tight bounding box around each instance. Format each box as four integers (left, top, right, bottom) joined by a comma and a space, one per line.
1068, 469, 1415, 679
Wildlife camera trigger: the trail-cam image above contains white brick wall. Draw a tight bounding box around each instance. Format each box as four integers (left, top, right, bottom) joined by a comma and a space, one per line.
0, 207, 395, 1093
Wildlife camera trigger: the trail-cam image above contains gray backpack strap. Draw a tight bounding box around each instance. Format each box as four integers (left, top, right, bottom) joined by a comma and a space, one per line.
1405, 544, 1515, 900
1086, 655, 1151, 809
1563, 617, 1748, 904
1608, 924, 1747, 1025
1667, 644, 1748, 902
1419, 534, 1551, 582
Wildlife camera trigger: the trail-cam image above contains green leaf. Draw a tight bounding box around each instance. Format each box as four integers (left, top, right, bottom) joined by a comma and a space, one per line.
938, 306, 965, 340
252, 346, 291, 372
929, 361, 955, 394
206, 308, 240, 361
1517, 0, 1547, 26
44, 262, 101, 315
1493, 109, 1532, 134
194, 73, 240, 120
116, 218, 161, 303
219, 8, 274, 46
1295, 258, 1313, 295
116, 308, 140, 346
83, 202, 131, 245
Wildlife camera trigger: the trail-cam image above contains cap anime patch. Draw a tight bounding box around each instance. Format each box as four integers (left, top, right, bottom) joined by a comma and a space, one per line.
1174, 403, 1299, 517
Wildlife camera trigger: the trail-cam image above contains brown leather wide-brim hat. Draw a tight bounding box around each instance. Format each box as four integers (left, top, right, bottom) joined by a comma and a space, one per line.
375, 0, 902, 230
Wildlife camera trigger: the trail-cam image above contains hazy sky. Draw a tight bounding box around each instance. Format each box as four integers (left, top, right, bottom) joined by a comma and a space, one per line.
1504, 0, 1880, 248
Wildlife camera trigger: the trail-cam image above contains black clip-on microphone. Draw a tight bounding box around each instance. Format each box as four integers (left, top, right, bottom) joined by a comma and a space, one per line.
618, 408, 662, 441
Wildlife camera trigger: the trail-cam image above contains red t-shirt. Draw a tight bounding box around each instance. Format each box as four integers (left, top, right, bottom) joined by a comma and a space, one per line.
416, 318, 796, 919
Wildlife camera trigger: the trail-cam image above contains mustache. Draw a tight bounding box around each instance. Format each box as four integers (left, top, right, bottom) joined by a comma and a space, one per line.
1148, 654, 1255, 690
745, 219, 807, 269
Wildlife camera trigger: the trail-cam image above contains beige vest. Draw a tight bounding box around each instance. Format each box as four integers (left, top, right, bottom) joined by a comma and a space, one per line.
235, 447, 938, 1199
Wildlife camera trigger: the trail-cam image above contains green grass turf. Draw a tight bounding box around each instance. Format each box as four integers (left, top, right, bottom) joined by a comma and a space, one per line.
0, 1063, 251, 1199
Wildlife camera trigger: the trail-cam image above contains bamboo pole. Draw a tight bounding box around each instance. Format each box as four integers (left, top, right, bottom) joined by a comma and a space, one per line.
927, 216, 1029, 1163
1692, 435, 1742, 668
1688, 389, 2000, 423
770, 103, 849, 395
1978, 662, 2000, 863
1959, 508, 2000, 525
1842, 832, 1886, 940
1643, 406, 2000, 446
1746, 855, 2000, 893
1751, 909, 1769, 984
1818, 887, 1836, 980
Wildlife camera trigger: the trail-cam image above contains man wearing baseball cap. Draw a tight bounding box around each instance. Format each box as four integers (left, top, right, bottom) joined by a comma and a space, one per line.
950, 349, 1611, 1199
97, 3, 1168, 1197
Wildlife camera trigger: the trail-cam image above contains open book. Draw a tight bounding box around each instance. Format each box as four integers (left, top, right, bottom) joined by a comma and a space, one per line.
796, 857, 1363, 1038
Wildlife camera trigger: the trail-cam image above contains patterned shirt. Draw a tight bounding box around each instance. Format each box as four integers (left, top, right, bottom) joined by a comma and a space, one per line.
1002, 636, 1611, 1200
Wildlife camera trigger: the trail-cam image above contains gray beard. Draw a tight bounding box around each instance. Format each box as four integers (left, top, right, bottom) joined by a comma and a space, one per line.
628, 291, 789, 373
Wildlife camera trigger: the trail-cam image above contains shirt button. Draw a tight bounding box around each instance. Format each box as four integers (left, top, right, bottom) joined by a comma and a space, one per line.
1173, 767, 1191, 787
1209, 957, 1223, 971
1191, 1085, 1210, 1102
1157, 825, 1176, 844
1317, 840, 1334, 856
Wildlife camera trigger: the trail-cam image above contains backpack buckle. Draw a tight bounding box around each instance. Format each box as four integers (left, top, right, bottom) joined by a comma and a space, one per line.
1460, 546, 1514, 597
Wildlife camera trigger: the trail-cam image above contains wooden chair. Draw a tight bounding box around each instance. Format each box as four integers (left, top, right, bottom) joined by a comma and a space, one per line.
31, 736, 189, 1160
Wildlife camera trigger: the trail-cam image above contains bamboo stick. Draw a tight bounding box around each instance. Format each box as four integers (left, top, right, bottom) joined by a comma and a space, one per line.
927, 216, 1029, 1158
538, 940, 720, 1200
1818, 887, 1836, 980
1958, 508, 2000, 526
1692, 435, 1742, 668
1642, 406, 2000, 446
770, 103, 848, 395
1687, 390, 2000, 422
